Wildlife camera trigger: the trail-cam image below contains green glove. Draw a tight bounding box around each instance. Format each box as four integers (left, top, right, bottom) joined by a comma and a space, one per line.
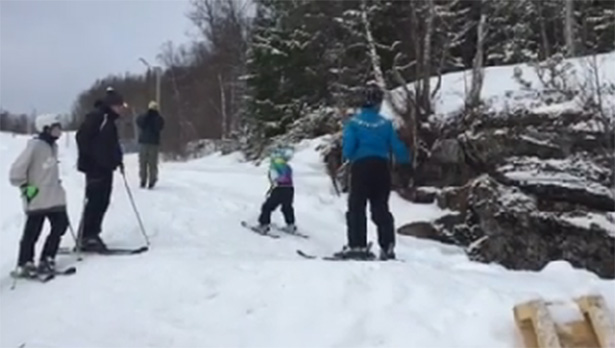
21, 184, 39, 202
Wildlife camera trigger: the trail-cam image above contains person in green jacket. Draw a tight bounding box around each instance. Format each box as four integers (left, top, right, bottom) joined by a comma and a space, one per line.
136, 101, 165, 188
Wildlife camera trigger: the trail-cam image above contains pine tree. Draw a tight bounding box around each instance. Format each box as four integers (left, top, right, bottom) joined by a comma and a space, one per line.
575, 0, 615, 55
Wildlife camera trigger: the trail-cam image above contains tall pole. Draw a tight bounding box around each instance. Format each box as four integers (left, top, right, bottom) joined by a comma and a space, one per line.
140, 58, 162, 112
155, 67, 162, 112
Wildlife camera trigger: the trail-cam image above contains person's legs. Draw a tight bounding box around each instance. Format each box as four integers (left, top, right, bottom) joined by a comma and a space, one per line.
258, 187, 283, 228
40, 210, 69, 262
333, 159, 376, 259
279, 187, 295, 225
81, 171, 113, 250
346, 171, 368, 248
367, 160, 395, 259
17, 213, 45, 267
148, 145, 159, 188
139, 145, 148, 187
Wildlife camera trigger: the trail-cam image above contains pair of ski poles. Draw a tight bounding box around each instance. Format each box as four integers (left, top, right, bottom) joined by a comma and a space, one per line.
66, 170, 150, 258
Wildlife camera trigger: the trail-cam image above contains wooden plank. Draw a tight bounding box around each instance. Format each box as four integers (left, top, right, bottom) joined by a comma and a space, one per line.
514, 299, 562, 348
575, 295, 615, 348
557, 320, 600, 348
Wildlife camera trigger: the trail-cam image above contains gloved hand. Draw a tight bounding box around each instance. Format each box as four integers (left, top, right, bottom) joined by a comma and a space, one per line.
20, 184, 39, 203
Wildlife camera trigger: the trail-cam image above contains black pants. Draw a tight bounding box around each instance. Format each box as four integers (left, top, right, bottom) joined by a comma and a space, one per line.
18, 211, 68, 266
258, 186, 295, 225
346, 157, 395, 250
81, 171, 113, 239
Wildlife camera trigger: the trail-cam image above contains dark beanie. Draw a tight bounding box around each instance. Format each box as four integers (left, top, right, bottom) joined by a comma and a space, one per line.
103, 89, 125, 107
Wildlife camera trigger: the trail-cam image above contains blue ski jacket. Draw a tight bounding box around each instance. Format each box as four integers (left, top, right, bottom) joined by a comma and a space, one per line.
342, 107, 411, 164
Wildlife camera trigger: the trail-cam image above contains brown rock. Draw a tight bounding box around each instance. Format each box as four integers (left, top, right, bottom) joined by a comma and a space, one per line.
436, 184, 471, 214
397, 221, 455, 244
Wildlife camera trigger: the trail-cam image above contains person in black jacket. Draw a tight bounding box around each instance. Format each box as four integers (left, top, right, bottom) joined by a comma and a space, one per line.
136, 101, 165, 188
75, 88, 126, 252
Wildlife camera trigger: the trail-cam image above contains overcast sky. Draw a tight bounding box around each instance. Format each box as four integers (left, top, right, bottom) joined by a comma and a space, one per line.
0, 0, 194, 115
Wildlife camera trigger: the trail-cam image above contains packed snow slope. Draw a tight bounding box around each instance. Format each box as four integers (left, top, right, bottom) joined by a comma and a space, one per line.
0, 132, 613, 348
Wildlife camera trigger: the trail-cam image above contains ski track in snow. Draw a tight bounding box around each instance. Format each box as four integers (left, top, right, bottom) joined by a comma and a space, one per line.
0, 133, 613, 348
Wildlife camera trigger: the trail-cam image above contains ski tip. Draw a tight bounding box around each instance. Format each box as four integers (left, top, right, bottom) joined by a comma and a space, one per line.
296, 250, 317, 259
62, 267, 77, 275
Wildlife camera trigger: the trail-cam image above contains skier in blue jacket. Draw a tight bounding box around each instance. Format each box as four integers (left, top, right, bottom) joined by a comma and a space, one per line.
334, 83, 412, 260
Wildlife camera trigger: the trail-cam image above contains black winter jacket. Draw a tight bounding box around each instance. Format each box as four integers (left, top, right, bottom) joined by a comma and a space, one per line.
136, 110, 165, 145
76, 107, 123, 173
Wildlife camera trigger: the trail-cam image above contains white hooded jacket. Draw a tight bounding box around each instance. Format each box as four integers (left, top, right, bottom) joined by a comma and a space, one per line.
9, 137, 67, 214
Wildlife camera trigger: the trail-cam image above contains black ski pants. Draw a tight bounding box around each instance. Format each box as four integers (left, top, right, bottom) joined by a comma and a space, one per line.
346, 157, 395, 250
258, 186, 295, 225
81, 171, 113, 239
18, 210, 68, 266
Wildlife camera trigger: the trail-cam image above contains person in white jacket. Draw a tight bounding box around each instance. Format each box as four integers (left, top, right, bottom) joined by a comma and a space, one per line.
9, 114, 68, 278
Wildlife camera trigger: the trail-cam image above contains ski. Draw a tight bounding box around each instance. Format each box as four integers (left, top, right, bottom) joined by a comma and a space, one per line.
296, 249, 403, 262
53, 266, 77, 275
271, 224, 309, 239
297, 249, 373, 261
57, 246, 149, 255
9, 266, 76, 290
92, 246, 149, 255
240, 221, 281, 239
10, 271, 54, 283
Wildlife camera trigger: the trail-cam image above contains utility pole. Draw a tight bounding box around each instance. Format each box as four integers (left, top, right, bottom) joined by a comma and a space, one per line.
139, 58, 162, 110
154, 66, 162, 112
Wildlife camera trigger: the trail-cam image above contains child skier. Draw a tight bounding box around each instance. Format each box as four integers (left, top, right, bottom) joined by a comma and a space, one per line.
9, 114, 69, 277
334, 83, 412, 261
253, 148, 297, 234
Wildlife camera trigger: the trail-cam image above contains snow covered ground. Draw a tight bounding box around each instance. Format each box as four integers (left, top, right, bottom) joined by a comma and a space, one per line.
381, 51, 615, 121
0, 132, 613, 348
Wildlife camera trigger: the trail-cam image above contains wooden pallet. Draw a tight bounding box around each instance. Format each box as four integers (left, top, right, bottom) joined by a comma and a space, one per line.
514, 295, 615, 348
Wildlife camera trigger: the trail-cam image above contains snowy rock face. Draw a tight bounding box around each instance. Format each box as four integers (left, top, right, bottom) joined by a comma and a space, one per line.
399, 109, 615, 278
463, 176, 614, 278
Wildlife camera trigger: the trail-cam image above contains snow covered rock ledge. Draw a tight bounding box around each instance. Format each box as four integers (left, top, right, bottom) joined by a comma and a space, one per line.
397, 108, 614, 278
464, 175, 614, 279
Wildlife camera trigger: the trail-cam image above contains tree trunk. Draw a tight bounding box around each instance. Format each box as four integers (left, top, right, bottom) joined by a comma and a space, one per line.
538, 1, 551, 59
421, 0, 434, 117
564, 0, 575, 57
218, 73, 227, 139
466, 12, 486, 110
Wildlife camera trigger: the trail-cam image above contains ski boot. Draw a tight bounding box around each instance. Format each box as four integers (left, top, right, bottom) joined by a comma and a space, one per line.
332, 245, 376, 260
10, 262, 37, 278
379, 244, 396, 261
80, 235, 108, 253
37, 257, 56, 275
253, 224, 270, 234
279, 224, 298, 234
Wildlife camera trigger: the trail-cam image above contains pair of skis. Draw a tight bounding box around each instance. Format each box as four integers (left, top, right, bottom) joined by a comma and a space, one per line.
296, 249, 402, 262
296, 242, 402, 262
9, 245, 148, 288
57, 245, 149, 256
241, 221, 309, 239
10, 266, 77, 284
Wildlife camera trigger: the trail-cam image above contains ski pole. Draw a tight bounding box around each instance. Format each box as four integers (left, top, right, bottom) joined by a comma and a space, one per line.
67, 220, 78, 243
71, 194, 87, 260
121, 171, 150, 246
67, 220, 83, 262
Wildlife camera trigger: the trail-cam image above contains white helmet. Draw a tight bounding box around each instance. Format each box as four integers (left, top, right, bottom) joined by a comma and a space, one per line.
35, 113, 62, 133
